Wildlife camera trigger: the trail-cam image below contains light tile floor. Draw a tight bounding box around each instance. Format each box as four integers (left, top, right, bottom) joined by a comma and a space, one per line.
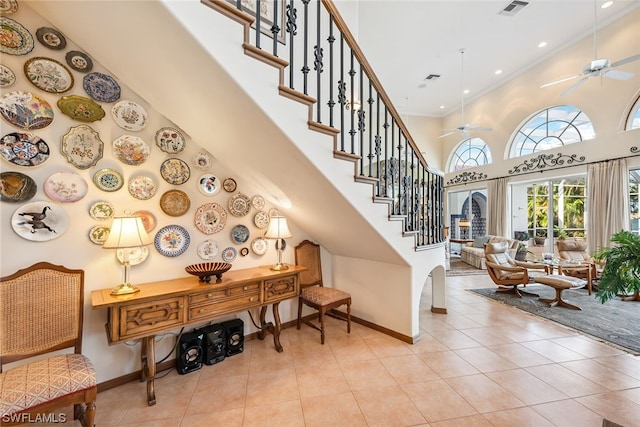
91, 274, 640, 426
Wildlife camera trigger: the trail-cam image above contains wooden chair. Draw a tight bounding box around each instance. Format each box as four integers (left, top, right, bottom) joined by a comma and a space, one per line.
295, 240, 351, 344
485, 242, 550, 298
1, 262, 96, 426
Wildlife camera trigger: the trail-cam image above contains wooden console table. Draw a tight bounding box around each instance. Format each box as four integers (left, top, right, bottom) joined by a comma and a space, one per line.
91, 265, 304, 405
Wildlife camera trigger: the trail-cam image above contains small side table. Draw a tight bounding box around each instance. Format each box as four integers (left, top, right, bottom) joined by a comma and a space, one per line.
449, 239, 473, 256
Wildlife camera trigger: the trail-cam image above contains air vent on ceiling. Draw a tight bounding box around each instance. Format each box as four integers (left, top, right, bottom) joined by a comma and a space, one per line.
425, 74, 441, 81
498, 0, 529, 17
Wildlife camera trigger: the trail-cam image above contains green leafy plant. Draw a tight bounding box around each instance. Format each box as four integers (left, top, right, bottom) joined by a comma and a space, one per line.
593, 230, 640, 303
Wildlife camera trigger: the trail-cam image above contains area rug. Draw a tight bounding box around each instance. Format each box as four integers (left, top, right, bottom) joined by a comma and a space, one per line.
469, 285, 640, 354
446, 258, 487, 276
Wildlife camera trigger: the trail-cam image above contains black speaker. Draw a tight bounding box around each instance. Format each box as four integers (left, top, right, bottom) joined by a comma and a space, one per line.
221, 319, 244, 356
199, 323, 226, 365
176, 330, 204, 375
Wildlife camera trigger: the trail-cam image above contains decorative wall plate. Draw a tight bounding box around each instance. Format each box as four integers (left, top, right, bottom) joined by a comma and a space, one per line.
44, 171, 88, 203
155, 127, 185, 154
154, 224, 190, 257
193, 202, 227, 235
24, 57, 74, 93
57, 95, 105, 123
231, 224, 250, 244
88, 225, 110, 245
89, 201, 114, 220
193, 150, 212, 170
228, 192, 251, 217
0, 171, 37, 202
65, 50, 93, 73
251, 237, 268, 255
197, 239, 218, 260
240, 247, 249, 257
0, 91, 54, 130
251, 195, 265, 210
112, 100, 149, 131
0, 64, 16, 87
160, 158, 190, 185
159, 189, 190, 217
221, 246, 237, 262
0, 0, 19, 14
197, 174, 220, 196
93, 168, 123, 192
133, 210, 156, 232
35, 27, 66, 50
11, 200, 68, 241
0, 132, 50, 167
0, 17, 34, 56
253, 211, 270, 229
223, 177, 237, 192
61, 125, 104, 169
83, 72, 121, 103
112, 135, 150, 165
128, 175, 157, 200
117, 246, 149, 265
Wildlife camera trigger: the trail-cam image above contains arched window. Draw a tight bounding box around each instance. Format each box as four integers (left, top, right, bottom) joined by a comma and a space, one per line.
508, 105, 595, 158
448, 137, 492, 172
626, 95, 640, 130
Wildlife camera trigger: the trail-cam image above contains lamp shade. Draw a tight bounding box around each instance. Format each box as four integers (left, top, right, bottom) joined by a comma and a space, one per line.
103, 216, 152, 249
264, 215, 292, 239
459, 219, 470, 227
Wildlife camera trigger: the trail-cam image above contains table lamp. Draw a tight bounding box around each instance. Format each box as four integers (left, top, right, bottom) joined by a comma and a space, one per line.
264, 214, 292, 271
459, 218, 470, 239
103, 215, 152, 295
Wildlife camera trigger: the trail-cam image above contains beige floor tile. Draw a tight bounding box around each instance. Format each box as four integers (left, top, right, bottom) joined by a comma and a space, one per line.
576, 391, 640, 427
245, 369, 300, 407
485, 368, 568, 405
353, 385, 427, 426
531, 399, 604, 427
300, 392, 367, 427
117, 419, 182, 427
242, 399, 305, 427
187, 373, 248, 414
401, 379, 478, 422
445, 374, 526, 413
431, 329, 483, 350
295, 367, 351, 399
429, 414, 493, 427
417, 350, 480, 378
550, 335, 626, 358
560, 359, 640, 391
520, 339, 588, 363
410, 332, 450, 353
455, 347, 519, 372
339, 358, 398, 391
481, 406, 555, 426
615, 387, 640, 405
459, 326, 515, 346
180, 408, 244, 427
363, 334, 415, 358
591, 354, 640, 380
524, 364, 608, 398
379, 354, 440, 384
487, 342, 554, 367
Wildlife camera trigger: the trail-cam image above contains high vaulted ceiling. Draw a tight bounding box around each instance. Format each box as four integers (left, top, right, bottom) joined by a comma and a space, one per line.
354, 0, 640, 118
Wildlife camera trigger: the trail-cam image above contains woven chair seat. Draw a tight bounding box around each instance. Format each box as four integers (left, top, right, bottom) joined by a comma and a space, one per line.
0, 354, 96, 416
301, 286, 350, 305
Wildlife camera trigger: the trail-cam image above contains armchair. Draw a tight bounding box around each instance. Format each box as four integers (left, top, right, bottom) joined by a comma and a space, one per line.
485, 242, 551, 297
557, 239, 602, 294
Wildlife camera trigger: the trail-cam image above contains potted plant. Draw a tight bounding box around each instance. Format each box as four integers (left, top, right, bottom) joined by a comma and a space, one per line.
593, 230, 640, 303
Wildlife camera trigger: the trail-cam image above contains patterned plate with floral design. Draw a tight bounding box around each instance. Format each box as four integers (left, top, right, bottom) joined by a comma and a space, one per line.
193, 202, 227, 235
57, 95, 105, 123
112, 100, 149, 132
221, 246, 237, 262
61, 125, 104, 169
197, 239, 218, 260
0, 64, 16, 88
231, 224, 250, 244
0, 17, 34, 56
128, 175, 157, 200
89, 225, 110, 245
253, 211, 270, 229
0, 91, 54, 130
83, 72, 121, 103
0, 132, 49, 167
89, 201, 114, 220
92, 168, 124, 192
44, 171, 88, 203
228, 192, 251, 217
197, 174, 220, 196
65, 50, 93, 73
24, 57, 74, 93
154, 224, 190, 257
117, 246, 149, 265
155, 127, 186, 154
133, 210, 156, 232
160, 158, 190, 185
35, 27, 66, 50
251, 237, 268, 255
0, 0, 19, 15
113, 135, 150, 166
159, 189, 190, 217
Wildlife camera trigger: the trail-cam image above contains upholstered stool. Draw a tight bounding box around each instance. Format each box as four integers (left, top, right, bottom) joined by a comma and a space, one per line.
534, 276, 586, 310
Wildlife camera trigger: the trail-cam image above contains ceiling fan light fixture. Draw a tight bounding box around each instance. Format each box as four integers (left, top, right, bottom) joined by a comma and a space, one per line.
601, 1, 613, 9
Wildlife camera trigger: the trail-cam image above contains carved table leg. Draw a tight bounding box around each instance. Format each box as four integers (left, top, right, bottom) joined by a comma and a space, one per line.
272, 301, 283, 352
257, 306, 268, 340
140, 336, 156, 406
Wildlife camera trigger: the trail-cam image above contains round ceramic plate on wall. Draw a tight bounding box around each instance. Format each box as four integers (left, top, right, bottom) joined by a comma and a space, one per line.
11, 200, 68, 241
197, 174, 220, 196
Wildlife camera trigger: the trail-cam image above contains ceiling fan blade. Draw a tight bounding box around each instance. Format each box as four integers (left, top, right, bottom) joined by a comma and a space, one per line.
438, 130, 457, 138
561, 76, 589, 96
540, 74, 582, 89
610, 53, 640, 68
471, 126, 493, 132
603, 69, 635, 80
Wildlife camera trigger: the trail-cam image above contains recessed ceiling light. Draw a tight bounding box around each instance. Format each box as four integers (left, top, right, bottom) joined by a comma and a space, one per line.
495, 69, 503, 75
463, 89, 470, 94
538, 41, 547, 48
601, 1, 614, 9
439, 105, 445, 109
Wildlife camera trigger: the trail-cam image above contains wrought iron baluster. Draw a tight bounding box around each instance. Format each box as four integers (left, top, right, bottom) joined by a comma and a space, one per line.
313, 0, 323, 122
286, 0, 297, 89
301, 0, 310, 95
382, 106, 389, 198
271, 0, 279, 56
366, 81, 374, 179
327, 15, 335, 127
338, 33, 345, 152
357, 64, 365, 174
255, 0, 262, 48
348, 48, 355, 155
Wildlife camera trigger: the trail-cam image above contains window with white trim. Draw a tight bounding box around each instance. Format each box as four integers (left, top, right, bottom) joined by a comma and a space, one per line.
447, 137, 492, 172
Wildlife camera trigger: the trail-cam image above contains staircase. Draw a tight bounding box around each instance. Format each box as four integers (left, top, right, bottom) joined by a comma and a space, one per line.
203, 0, 446, 251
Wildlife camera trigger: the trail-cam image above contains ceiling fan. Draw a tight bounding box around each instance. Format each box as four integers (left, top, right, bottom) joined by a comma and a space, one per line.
541, 0, 640, 96
439, 49, 492, 139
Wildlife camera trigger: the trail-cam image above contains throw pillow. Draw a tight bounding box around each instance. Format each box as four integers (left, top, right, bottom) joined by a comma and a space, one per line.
473, 236, 489, 248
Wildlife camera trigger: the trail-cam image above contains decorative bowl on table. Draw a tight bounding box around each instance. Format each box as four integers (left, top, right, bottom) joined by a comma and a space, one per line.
185, 262, 232, 283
